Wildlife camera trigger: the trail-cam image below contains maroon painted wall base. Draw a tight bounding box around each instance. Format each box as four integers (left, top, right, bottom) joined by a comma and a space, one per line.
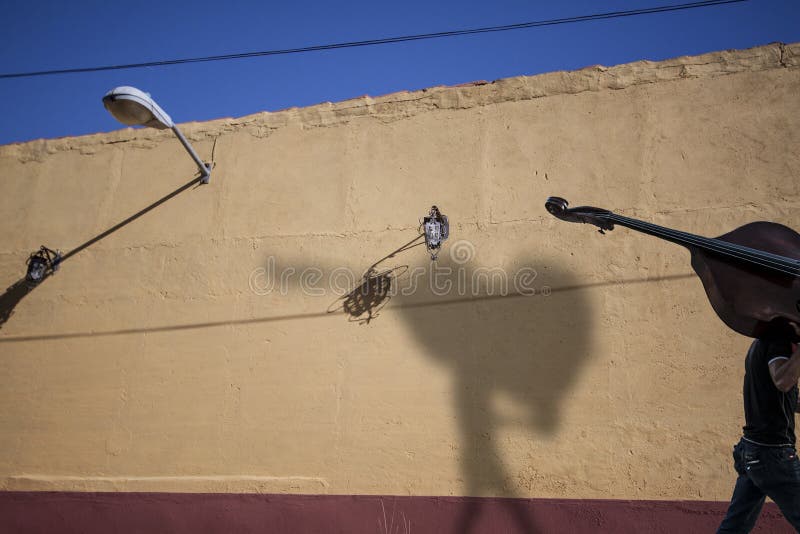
0, 492, 793, 533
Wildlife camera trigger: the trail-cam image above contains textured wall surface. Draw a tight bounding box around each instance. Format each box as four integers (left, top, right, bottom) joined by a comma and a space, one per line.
0, 43, 799, 515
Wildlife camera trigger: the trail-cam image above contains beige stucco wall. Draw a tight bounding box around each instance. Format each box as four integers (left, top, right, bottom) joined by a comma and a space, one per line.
0, 43, 798, 500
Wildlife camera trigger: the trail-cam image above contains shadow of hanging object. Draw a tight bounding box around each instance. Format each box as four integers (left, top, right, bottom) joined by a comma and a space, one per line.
327, 234, 424, 324
0, 278, 42, 329
0, 176, 203, 331
0, 244, 63, 329
327, 265, 408, 324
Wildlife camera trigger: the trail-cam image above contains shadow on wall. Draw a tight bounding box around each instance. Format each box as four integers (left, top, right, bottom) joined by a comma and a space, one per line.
332, 240, 592, 534
409, 262, 590, 534
0, 279, 40, 330
327, 235, 426, 324
0, 227, 591, 533
0, 176, 203, 332
327, 265, 410, 324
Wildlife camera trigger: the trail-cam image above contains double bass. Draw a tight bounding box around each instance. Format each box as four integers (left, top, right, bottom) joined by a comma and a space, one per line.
545, 196, 800, 338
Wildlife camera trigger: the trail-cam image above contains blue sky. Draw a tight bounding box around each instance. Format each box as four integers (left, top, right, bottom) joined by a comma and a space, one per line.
0, 0, 798, 146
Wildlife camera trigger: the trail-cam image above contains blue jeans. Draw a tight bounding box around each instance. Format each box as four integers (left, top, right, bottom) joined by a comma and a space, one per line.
718, 438, 800, 533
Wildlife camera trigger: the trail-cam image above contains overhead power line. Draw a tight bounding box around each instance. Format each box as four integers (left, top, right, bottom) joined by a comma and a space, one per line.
0, 0, 749, 80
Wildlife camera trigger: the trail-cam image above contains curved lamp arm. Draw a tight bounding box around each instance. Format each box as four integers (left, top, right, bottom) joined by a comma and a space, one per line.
103, 86, 211, 183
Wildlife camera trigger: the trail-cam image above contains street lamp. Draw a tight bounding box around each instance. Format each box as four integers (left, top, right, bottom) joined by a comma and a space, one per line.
102, 86, 212, 184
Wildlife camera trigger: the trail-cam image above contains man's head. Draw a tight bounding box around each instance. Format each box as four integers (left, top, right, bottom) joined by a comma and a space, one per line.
765, 319, 800, 343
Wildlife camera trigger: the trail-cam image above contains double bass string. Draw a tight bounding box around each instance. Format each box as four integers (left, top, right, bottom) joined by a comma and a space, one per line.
608, 213, 799, 275
607, 213, 800, 275
605, 214, 800, 277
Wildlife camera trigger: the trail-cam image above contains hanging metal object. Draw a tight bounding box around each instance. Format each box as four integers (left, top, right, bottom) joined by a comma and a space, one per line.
25, 246, 61, 286
422, 205, 449, 260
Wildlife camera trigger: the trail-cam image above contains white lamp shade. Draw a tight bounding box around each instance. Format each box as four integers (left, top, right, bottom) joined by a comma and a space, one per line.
102, 86, 174, 129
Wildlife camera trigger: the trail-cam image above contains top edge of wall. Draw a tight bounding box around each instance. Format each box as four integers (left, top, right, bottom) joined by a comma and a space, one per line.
2, 41, 798, 160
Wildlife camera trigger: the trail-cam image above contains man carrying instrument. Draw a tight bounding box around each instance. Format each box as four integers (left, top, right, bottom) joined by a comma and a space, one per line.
718, 322, 800, 532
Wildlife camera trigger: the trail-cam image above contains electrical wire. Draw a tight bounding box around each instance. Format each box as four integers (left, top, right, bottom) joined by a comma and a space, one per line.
0, 0, 749, 80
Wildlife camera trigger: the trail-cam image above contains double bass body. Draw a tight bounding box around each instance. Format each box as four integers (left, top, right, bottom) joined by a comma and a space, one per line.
692, 221, 800, 338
